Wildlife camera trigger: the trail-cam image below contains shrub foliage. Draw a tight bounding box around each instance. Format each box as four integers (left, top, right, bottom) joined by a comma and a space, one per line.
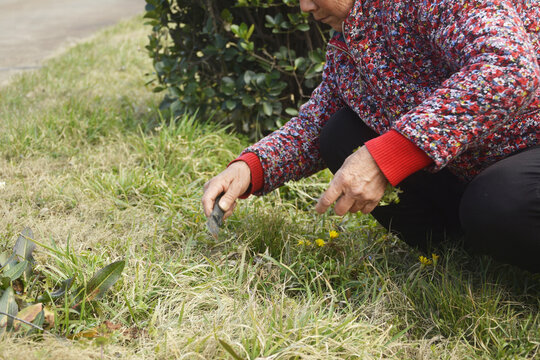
144, 0, 332, 139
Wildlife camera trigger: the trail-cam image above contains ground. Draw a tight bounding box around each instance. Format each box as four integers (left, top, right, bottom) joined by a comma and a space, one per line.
0, 13, 538, 360
0, 0, 145, 86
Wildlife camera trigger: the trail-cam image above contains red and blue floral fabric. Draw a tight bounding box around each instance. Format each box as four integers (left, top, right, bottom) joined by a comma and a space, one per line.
238, 0, 540, 194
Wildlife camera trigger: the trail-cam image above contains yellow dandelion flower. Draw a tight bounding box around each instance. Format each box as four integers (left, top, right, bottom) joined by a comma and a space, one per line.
329, 230, 339, 239
419, 256, 432, 266
306, 240, 312, 246
432, 253, 440, 261
297, 239, 305, 246
315, 238, 326, 247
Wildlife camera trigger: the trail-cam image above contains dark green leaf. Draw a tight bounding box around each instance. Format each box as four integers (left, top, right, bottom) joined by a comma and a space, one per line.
144, 0, 331, 138
285, 107, 299, 116
36, 277, 74, 303
13, 227, 35, 262
52, 277, 75, 297
2, 261, 27, 281
242, 95, 256, 107
262, 102, 273, 116
0, 287, 18, 331
79, 260, 125, 305
0, 277, 10, 289
221, 9, 233, 23
225, 100, 237, 111
243, 70, 256, 85
0, 251, 15, 271
294, 57, 307, 70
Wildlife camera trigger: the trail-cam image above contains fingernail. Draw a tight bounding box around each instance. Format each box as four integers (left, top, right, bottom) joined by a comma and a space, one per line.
218, 199, 227, 211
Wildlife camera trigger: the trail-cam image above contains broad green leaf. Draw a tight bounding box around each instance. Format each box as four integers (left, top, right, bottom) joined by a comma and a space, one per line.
262, 102, 273, 116
265, 14, 275, 26
242, 95, 256, 107
13, 227, 35, 262
13, 303, 43, 331
220, 77, 236, 96
230, 24, 240, 36
13, 228, 36, 279
294, 57, 307, 70
0, 277, 11, 289
2, 260, 27, 281
243, 70, 256, 84
220, 8, 233, 23
225, 100, 237, 111
80, 260, 125, 305
296, 23, 310, 32
285, 108, 299, 116
239, 22, 247, 34
203, 87, 216, 98
0, 287, 19, 331
0, 251, 15, 271
36, 277, 74, 303
51, 277, 75, 297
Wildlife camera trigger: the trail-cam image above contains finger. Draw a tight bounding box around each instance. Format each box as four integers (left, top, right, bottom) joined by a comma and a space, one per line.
218, 179, 246, 212
202, 181, 226, 217
333, 193, 356, 216
315, 180, 343, 214
349, 201, 363, 214
223, 201, 237, 220
360, 201, 379, 214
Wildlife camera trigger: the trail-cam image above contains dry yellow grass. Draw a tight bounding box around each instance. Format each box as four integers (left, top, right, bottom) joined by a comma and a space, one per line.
0, 15, 537, 360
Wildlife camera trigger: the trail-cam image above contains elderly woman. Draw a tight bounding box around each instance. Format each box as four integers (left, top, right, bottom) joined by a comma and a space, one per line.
202, 0, 540, 273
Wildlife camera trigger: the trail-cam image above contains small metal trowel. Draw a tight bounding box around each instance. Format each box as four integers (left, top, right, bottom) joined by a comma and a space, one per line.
206, 193, 225, 239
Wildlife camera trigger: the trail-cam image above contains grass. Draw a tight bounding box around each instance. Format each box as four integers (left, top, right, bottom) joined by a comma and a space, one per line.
0, 15, 538, 360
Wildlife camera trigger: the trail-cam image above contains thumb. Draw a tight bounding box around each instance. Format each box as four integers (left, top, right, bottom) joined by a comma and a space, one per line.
218, 181, 246, 211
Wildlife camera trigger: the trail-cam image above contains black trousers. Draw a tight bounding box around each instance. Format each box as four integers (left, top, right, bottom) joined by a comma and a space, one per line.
319, 107, 540, 273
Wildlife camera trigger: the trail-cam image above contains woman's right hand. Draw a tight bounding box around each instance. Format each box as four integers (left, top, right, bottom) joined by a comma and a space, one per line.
202, 161, 252, 220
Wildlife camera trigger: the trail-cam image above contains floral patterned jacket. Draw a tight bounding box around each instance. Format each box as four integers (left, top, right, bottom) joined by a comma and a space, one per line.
236, 0, 540, 195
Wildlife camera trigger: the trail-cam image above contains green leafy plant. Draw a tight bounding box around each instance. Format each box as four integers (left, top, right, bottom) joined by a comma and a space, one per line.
144, 0, 331, 139
0, 228, 125, 334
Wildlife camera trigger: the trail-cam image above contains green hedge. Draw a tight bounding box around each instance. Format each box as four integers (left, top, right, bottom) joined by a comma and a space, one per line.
144, 0, 331, 139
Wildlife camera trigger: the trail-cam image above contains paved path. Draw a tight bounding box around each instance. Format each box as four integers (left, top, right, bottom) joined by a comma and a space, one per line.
0, 0, 145, 85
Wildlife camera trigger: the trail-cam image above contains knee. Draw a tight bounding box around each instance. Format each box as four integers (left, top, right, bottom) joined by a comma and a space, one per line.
460, 173, 515, 234
459, 162, 540, 247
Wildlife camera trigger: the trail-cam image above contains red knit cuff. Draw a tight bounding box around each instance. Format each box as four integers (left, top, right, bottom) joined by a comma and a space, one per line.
365, 130, 433, 186
228, 152, 264, 198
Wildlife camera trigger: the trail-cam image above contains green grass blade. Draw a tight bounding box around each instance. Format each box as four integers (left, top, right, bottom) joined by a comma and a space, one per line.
218, 339, 245, 360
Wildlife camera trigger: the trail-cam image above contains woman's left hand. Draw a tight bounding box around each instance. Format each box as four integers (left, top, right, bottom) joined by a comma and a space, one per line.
315, 146, 388, 215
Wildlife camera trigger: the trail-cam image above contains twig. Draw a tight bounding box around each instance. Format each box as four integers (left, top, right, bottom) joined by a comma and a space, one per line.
0, 310, 72, 344
0, 310, 44, 331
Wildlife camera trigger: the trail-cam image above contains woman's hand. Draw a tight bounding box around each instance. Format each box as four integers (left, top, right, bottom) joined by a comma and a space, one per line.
315, 146, 388, 215
202, 161, 252, 220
